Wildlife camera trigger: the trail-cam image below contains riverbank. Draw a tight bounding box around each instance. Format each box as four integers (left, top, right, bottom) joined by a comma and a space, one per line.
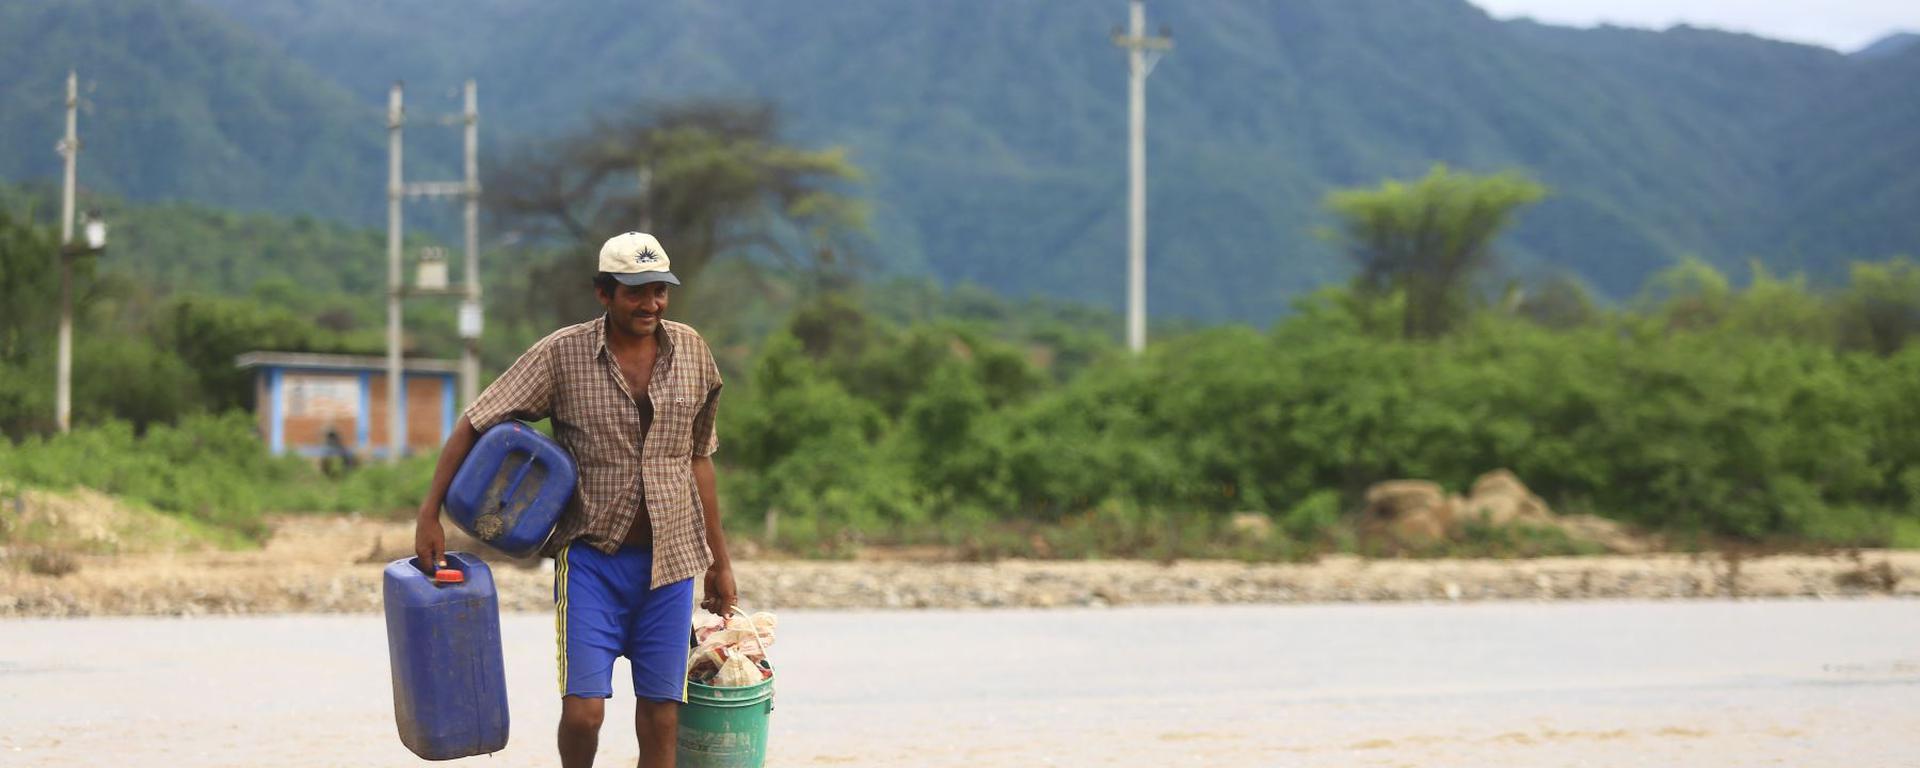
2, 515, 1914, 617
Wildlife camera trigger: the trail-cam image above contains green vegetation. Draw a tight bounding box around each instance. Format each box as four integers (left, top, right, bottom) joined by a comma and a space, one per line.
1329, 166, 1548, 339
5, 158, 1920, 559
712, 258, 1920, 557
0, 413, 434, 542
7, 251, 1920, 555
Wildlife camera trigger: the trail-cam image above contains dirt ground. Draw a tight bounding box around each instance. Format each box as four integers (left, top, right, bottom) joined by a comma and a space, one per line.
2, 491, 1915, 617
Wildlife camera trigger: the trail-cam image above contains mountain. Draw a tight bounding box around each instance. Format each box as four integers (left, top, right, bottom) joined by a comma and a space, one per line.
5, 0, 1917, 322
0, 0, 440, 222
1854, 32, 1920, 59
1770, 41, 1920, 268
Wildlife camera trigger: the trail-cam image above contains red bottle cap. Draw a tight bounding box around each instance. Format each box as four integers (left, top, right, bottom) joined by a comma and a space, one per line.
434, 568, 465, 584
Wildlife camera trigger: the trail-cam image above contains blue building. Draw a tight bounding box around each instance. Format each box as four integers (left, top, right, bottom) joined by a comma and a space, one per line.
236, 352, 460, 458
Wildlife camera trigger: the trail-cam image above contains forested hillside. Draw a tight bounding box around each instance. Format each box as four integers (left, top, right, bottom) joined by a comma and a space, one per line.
0, 0, 440, 222
4, 0, 1916, 321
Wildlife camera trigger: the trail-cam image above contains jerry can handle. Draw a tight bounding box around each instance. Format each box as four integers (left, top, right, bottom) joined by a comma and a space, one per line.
413, 555, 467, 585
498, 449, 538, 512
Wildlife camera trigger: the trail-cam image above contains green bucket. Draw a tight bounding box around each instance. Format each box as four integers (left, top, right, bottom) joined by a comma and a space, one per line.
677, 663, 774, 768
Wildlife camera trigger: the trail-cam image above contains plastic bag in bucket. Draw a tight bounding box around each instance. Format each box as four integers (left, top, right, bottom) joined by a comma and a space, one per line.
678, 610, 775, 768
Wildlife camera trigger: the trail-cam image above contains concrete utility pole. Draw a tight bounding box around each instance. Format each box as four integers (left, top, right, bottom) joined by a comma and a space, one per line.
1112, 0, 1171, 354
386, 80, 484, 461
387, 82, 405, 461
55, 71, 78, 433
460, 79, 481, 409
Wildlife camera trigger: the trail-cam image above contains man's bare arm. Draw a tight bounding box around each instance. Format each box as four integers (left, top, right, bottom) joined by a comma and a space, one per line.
413, 416, 481, 569
693, 454, 736, 614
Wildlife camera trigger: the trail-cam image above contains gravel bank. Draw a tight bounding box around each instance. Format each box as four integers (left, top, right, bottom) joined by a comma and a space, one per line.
2, 517, 1914, 617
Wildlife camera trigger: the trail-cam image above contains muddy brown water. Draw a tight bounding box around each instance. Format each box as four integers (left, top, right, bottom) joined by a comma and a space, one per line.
3, 600, 1917, 766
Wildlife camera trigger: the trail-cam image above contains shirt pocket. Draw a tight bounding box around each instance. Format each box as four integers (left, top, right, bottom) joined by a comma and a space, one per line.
652, 394, 701, 458
552, 381, 587, 428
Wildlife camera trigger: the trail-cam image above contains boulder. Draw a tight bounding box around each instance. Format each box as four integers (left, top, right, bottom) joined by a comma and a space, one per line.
1468, 468, 1529, 499
1390, 507, 1452, 544
1361, 472, 1654, 554
1363, 480, 1447, 519
1362, 480, 1454, 545
1459, 469, 1553, 527
1554, 514, 1649, 554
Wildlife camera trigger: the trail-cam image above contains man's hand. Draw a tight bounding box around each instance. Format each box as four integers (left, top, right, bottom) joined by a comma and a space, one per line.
412, 417, 480, 573
414, 512, 446, 571
701, 562, 737, 616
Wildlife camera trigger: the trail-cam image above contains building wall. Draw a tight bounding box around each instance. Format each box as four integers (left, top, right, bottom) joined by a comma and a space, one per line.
279, 371, 361, 453
258, 367, 455, 458
365, 372, 456, 458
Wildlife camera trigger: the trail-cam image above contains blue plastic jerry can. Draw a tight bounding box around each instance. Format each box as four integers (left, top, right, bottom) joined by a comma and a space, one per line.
383, 552, 509, 760
444, 421, 577, 559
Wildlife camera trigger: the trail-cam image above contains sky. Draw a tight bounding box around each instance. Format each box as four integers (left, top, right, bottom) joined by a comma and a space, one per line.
1472, 0, 1920, 52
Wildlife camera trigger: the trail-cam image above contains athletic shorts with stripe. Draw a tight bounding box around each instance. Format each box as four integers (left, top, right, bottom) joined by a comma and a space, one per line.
554, 541, 696, 702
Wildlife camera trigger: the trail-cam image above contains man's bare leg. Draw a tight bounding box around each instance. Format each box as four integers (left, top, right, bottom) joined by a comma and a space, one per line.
636, 699, 680, 768
559, 696, 605, 768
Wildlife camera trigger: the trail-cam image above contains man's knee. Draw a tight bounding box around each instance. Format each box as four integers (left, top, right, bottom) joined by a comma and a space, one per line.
636, 699, 679, 731
560, 696, 606, 734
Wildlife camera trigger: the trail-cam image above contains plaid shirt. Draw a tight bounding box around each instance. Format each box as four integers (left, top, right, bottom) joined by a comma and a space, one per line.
464, 316, 722, 588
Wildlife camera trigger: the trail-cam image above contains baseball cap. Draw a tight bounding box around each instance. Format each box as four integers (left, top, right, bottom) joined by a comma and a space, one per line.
597, 231, 681, 287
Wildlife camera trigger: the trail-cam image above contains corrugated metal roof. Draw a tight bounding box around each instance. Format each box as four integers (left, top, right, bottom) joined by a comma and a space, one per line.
234, 351, 461, 374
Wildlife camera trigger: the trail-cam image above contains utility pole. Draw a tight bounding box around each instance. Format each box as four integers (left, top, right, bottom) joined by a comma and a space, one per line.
387, 82, 405, 461
1112, 0, 1171, 354
386, 80, 484, 462
460, 79, 481, 408
55, 71, 78, 433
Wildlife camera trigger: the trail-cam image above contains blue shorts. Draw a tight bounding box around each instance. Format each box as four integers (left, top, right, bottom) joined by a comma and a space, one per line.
553, 541, 695, 702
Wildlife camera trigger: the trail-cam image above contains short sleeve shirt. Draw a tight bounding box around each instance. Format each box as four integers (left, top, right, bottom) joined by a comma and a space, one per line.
463, 316, 723, 588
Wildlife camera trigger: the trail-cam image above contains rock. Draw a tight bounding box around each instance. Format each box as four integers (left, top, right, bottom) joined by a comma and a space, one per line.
1365, 480, 1446, 516
1468, 469, 1527, 500
1362, 480, 1453, 545
1421, 470, 1655, 554
1458, 470, 1553, 527
1554, 514, 1648, 554
1394, 510, 1450, 544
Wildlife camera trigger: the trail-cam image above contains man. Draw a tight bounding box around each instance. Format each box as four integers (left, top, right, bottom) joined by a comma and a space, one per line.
413, 231, 734, 768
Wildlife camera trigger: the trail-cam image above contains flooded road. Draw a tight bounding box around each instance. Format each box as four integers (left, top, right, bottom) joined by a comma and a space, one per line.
3, 600, 1916, 766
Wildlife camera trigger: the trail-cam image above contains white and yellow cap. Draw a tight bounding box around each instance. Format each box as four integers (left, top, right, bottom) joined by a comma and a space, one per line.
597, 231, 680, 286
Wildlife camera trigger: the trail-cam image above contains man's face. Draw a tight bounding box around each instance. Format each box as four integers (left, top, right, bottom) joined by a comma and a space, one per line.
599, 280, 670, 338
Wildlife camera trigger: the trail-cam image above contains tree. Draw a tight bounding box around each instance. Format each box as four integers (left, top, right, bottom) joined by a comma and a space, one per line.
150, 295, 368, 412
1836, 257, 1920, 356
0, 206, 58, 365
1326, 165, 1547, 339
1506, 275, 1598, 329
486, 102, 867, 327
0, 205, 63, 435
